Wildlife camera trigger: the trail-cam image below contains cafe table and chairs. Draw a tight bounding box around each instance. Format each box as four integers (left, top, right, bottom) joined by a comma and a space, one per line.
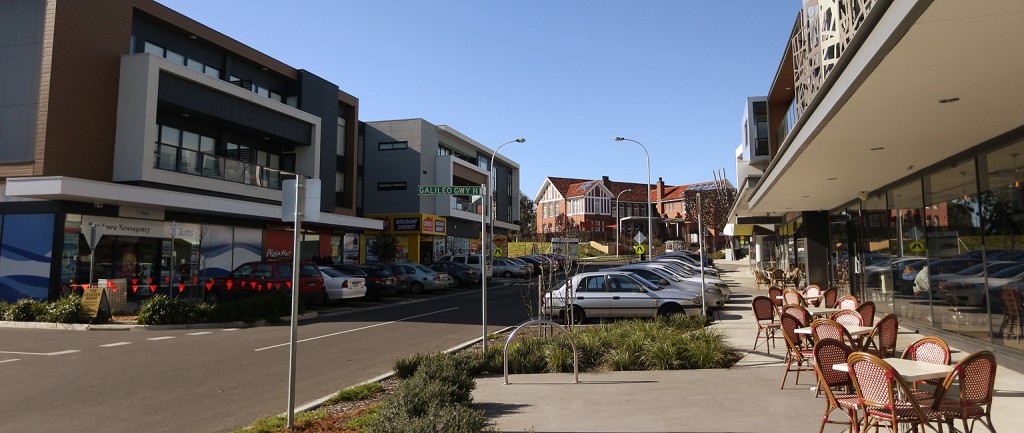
803, 284, 823, 306
932, 350, 997, 433
900, 336, 951, 400
779, 312, 815, 389
798, 320, 874, 340
856, 301, 876, 327
820, 287, 838, 310
863, 314, 900, 358
780, 288, 807, 307
806, 306, 844, 318
751, 295, 780, 354
844, 352, 946, 432
812, 338, 861, 433
783, 304, 811, 328
835, 295, 859, 311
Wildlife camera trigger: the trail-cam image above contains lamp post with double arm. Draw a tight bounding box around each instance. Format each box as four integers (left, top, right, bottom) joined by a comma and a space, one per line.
614, 137, 653, 260
482, 138, 524, 352
614, 188, 632, 258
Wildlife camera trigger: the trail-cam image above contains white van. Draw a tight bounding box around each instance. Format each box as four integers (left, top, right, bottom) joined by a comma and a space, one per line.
437, 254, 492, 275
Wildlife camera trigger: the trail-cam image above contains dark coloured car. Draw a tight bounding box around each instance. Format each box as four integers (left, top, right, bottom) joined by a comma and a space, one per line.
332, 264, 398, 298
428, 261, 481, 287
210, 261, 325, 305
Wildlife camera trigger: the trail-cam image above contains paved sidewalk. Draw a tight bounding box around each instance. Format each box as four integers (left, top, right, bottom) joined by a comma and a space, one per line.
473, 259, 1024, 432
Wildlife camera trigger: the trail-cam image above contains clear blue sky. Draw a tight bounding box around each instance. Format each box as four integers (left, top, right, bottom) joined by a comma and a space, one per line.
157, 0, 799, 199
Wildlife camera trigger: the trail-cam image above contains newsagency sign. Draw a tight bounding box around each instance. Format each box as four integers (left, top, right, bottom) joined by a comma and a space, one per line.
417, 185, 482, 196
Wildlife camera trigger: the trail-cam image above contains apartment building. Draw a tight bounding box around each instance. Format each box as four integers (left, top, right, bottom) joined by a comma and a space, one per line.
361, 119, 520, 263
0, 0, 380, 302
730, 0, 1024, 361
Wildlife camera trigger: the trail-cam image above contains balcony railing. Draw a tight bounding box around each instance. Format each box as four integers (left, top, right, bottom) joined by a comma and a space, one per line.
451, 195, 483, 215
154, 144, 293, 190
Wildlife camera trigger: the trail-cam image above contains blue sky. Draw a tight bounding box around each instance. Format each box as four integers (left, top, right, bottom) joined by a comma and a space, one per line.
157, 0, 799, 199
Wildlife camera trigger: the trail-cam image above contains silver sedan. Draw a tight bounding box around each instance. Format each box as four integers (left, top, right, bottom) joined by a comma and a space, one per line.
542, 271, 703, 324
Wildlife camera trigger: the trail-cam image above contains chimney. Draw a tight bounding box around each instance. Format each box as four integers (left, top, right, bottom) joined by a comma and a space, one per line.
601, 175, 611, 190
656, 177, 666, 216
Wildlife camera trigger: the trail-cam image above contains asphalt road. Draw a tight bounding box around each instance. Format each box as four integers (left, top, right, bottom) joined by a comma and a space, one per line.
0, 281, 536, 433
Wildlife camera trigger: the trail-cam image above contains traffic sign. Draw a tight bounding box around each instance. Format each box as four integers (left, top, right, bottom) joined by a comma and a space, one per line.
634, 245, 645, 255
494, 248, 504, 257
908, 241, 924, 252
417, 185, 482, 195
493, 234, 508, 249
633, 232, 646, 245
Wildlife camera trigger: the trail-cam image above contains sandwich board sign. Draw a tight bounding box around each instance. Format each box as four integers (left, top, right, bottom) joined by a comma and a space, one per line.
79, 286, 111, 322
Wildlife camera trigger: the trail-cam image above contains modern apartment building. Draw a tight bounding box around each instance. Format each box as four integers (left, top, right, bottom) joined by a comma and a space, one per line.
0, 0, 380, 302
730, 0, 1024, 361
361, 119, 520, 263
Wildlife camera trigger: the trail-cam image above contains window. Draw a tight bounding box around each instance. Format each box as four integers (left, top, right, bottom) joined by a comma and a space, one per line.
378, 182, 407, 191
577, 276, 605, 292
379, 141, 408, 151
438, 146, 452, 156
608, 275, 642, 293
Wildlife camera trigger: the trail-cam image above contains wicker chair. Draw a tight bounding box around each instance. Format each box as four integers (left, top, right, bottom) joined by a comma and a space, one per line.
901, 336, 951, 400
836, 295, 859, 310
804, 284, 823, 307
863, 314, 899, 358
754, 269, 772, 291
772, 268, 787, 289
857, 300, 877, 327
811, 318, 856, 347
782, 304, 811, 328
768, 286, 784, 312
821, 287, 838, 311
779, 313, 814, 389
848, 352, 944, 433
751, 295, 780, 353
998, 287, 1022, 340
933, 350, 998, 433
832, 309, 865, 327
782, 288, 805, 307
812, 338, 861, 433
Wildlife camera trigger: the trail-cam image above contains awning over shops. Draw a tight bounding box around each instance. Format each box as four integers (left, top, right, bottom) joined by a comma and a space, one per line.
3, 176, 383, 230
723, 223, 774, 236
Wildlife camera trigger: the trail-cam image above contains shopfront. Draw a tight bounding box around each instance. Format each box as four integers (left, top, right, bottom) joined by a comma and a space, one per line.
363, 214, 448, 264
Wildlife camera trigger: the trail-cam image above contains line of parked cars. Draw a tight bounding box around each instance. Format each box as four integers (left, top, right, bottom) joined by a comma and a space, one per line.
542, 250, 731, 324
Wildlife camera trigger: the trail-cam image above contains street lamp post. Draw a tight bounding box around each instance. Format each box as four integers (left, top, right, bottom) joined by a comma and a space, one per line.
614, 137, 653, 260
483, 137, 525, 353
614, 188, 632, 258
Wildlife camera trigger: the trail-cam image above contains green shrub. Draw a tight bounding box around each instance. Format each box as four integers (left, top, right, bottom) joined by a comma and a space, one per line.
40, 294, 82, 323
544, 340, 575, 373
137, 295, 195, 325
367, 374, 488, 433
344, 403, 381, 430
4, 298, 44, 322
393, 352, 430, 379
325, 382, 383, 405
414, 354, 475, 404
0, 301, 10, 320
680, 328, 731, 369
506, 338, 547, 374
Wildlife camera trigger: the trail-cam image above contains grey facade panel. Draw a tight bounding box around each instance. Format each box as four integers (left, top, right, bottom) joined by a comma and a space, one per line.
0, 0, 43, 163
362, 121, 422, 215
298, 70, 340, 213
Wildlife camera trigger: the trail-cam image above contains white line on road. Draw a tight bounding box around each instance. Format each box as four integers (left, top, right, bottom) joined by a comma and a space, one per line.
223, 328, 240, 332
0, 350, 80, 356
187, 332, 212, 336
254, 307, 460, 352
0, 359, 20, 363
100, 342, 132, 347
146, 336, 175, 341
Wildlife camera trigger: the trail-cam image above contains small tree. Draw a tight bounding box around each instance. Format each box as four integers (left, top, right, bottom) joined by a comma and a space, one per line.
370, 231, 400, 264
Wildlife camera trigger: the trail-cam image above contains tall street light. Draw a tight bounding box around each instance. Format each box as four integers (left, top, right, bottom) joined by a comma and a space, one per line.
614, 188, 632, 258
483, 137, 524, 353
614, 137, 653, 260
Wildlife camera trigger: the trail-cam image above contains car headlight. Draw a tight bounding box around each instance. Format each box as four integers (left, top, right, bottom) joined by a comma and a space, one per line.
705, 287, 722, 294
691, 298, 702, 305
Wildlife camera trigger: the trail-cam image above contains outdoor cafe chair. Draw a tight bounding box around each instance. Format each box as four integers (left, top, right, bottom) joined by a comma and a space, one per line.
821, 287, 838, 311
863, 314, 899, 359
779, 313, 814, 389
754, 269, 772, 291
804, 284, 823, 306
782, 287, 805, 307
856, 301, 876, 327
835, 295, 859, 311
772, 268, 787, 289
832, 309, 864, 327
811, 318, 856, 349
812, 338, 861, 433
901, 336, 951, 399
782, 304, 811, 327
847, 352, 945, 433
751, 295, 780, 354
933, 350, 997, 433
768, 286, 784, 311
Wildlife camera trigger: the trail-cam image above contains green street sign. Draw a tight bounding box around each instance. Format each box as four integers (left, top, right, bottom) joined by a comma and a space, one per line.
417, 185, 483, 196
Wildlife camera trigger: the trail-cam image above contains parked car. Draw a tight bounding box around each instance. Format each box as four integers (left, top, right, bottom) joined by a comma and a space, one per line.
604, 264, 723, 311
926, 261, 1021, 297
331, 264, 398, 298
384, 262, 452, 294
938, 263, 1024, 307
542, 271, 702, 324
909, 258, 983, 294
436, 254, 493, 276
517, 255, 551, 275
428, 261, 481, 287
319, 266, 367, 302
210, 261, 325, 305
492, 258, 532, 278
622, 261, 731, 300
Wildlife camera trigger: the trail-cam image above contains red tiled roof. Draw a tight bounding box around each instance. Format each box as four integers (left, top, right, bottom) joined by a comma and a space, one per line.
543, 176, 733, 203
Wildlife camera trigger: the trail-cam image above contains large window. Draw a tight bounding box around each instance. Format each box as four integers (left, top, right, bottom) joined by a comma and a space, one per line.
155, 125, 285, 189
378, 141, 408, 151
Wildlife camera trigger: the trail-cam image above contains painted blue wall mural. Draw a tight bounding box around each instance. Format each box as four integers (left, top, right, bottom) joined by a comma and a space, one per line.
0, 214, 55, 301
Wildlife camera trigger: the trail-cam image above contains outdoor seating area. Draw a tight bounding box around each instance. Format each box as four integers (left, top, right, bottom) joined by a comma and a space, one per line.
752, 287, 1000, 433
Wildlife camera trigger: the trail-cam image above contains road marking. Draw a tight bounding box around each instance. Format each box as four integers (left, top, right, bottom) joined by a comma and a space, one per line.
147, 336, 175, 341
0, 350, 80, 356
1, 359, 20, 364
254, 307, 460, 352
223, 328, 240, 332
187, 332, 212, 336
100, 342, 132, 348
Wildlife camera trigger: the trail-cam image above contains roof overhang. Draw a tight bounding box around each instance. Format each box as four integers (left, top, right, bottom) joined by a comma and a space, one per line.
743, 0, 1024, 216
2, 177, 382, 230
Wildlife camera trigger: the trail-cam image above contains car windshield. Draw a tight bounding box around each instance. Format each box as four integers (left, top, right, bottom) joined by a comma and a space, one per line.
629, 274, 663, 291
990, 263, 1024, 278
321, 267, 345, 278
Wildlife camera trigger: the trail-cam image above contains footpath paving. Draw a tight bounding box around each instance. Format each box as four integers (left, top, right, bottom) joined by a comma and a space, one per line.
473, 259, 1024, 432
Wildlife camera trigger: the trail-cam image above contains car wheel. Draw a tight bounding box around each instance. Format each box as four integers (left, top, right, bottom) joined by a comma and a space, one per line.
410, 281, 425, 294
322, 291, 331, 306
502, 271, 513, 278
565, 305, 586, 325
658, 304, 684, 318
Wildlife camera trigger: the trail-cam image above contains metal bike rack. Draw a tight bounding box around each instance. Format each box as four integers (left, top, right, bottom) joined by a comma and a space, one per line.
503, 319, 579, 385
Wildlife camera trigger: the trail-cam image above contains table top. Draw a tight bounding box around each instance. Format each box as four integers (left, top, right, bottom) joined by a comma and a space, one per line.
834, 357, 953, 381
776, 292, 817, 300
806, 306, 843, 316
795, 324, 874, 336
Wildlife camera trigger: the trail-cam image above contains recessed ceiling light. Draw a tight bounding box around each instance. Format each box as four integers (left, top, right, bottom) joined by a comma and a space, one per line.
827, 177, 837, 181
939, 97, 960, 104
802, 195, 811, 198
870, 146, 885, 151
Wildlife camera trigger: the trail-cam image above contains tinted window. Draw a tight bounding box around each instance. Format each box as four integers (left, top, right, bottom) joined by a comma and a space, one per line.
577, 276, 605, 292
403, 265, 418, 274
608, 275, 642, 293
990, 264, 1024, 278
254, 264, 274, 279
467, 256, 480, 265
234, 265, 254, 278
453, 256, 467, 264
321, 267, 344, 278
415, 265, 434, 273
